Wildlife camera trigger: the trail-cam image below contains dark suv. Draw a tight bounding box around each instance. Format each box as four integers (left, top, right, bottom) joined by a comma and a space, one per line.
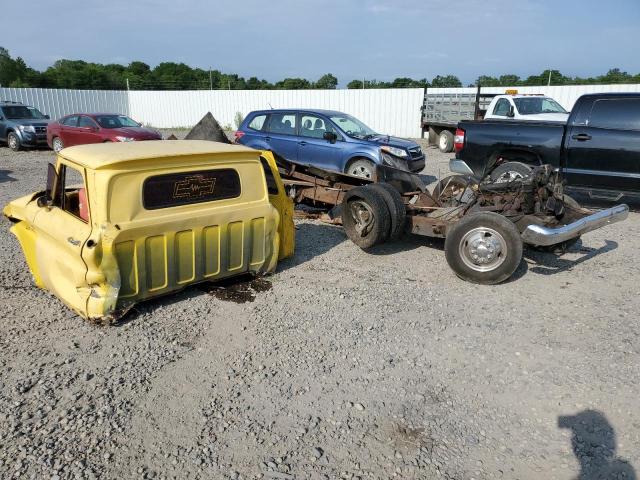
236, 109, 425, 179
0, 101, 50, 151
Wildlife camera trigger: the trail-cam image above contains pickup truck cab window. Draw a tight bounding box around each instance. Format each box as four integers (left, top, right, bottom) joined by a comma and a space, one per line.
493, 98, 511, 116
57, 163, 89, 223
514, 97, 567, 115
142, 168, 241, 210
588, 98, 640, 131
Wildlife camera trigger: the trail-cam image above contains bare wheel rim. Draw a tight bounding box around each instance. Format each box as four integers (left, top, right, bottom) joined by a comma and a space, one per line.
439, 134, 448, 150
8, 135, 17, 149
495, 170, 525, 183
458, 227, 508, 272
349, 199, 375, 237
53, 138, 63, 152
349, 162, 373, 179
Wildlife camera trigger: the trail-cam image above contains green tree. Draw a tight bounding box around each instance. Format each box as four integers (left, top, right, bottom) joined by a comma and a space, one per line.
475, 75, 500, 87
314, 73, 338, 89
598, 68, 633, 84
431, 75, 462, 87
499, 74, 520, 86
275, 78, 312, 89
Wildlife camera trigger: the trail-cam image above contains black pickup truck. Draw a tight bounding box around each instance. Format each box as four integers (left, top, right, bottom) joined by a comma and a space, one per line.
451, 93, 640, 200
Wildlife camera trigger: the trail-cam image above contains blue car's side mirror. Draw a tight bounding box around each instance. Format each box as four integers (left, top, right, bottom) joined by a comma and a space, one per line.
323, 131, 337, 143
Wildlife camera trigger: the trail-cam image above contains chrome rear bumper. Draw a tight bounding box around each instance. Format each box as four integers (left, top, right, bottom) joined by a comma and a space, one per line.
521, 204, 629, 246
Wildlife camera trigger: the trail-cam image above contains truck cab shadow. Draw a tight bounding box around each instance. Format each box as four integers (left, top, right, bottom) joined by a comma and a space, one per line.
524, 239, 618, 276
0, 170, 16, 184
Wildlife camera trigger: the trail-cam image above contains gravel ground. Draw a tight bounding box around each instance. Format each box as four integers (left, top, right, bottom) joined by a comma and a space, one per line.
1, 139, 639, 480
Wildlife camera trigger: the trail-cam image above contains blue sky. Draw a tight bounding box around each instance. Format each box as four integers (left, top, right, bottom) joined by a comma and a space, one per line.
4, 0, 640, 86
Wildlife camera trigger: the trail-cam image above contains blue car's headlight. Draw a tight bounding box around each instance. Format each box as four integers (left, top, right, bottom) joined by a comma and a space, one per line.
380, 145, 408, 158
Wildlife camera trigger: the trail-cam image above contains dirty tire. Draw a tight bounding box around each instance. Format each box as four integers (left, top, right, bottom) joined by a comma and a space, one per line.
489, 162, 533, 183
432, 174, 472, 206
438, 130, 454, 153
8, 132, 21, 152
342, 185, 391, 249
445, 212, 523, 284
368, 183, 406, 241
346, 158, 376, 180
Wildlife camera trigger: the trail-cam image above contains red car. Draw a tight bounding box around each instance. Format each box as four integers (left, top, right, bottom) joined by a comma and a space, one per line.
47, 113, 162, 152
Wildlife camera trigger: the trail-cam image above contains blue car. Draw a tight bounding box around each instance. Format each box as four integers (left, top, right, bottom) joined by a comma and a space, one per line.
235, 109, 425, 179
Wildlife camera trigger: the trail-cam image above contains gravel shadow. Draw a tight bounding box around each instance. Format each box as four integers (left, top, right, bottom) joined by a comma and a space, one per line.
559, 410, 637, 480
367, 233, 443, 256
277, 222, 347, 271
0, 170, 16, 183
524, 239, 619, 276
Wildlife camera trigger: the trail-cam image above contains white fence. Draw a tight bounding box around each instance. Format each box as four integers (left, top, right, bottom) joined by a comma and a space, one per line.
0, 88, 128, 123
3, 84, 640, 138
428, 84, 640, 111
128, 88, 424, 137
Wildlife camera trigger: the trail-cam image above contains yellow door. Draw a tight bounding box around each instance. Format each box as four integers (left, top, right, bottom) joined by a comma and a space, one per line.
260, 152, 295, 259
31, 161, 93, 316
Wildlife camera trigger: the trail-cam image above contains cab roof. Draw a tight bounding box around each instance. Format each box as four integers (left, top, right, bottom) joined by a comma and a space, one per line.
59, 140, 258, 170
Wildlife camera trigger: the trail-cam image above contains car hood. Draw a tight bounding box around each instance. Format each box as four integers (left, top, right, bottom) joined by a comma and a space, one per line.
518, 113, 570, 122
366, 135, 420, 149
108, 127, 162, 139
10, 119, 51, 127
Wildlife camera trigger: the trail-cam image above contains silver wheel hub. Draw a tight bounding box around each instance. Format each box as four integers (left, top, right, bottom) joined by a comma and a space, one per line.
53, 139, 63, 152
349, 200, 374, 236
349, 163, 373, 179
459, 227, 507, 272
439, 135, 448, 149
9, 135, 17, 148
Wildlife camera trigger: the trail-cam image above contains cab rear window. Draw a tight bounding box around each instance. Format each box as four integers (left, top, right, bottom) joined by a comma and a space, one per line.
143, 169, 241, 210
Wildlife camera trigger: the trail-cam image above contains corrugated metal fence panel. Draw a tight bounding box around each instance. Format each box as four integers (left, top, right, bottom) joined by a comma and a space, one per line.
128, 88, 425, 137
427, 84, 640, 110
0, 87, 129, 121
4, 85, 640, 138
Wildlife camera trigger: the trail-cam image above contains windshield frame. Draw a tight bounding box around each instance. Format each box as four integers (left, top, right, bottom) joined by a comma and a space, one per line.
329, 114, 377, 139
94, 114, 141, 129
513, 97, 568, 115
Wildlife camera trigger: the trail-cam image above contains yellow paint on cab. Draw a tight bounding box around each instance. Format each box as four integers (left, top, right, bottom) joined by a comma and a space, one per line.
3, 141, 295, 321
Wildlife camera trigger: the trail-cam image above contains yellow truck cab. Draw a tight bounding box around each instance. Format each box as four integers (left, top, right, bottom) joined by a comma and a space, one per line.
4, 140, 295, 321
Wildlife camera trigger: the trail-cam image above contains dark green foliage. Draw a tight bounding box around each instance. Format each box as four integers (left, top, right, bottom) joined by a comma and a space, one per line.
1, 47, 639, 90
471, 69, 639, 87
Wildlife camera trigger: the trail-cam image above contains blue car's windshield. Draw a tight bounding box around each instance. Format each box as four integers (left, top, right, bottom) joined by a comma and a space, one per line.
329, 114, 377, 139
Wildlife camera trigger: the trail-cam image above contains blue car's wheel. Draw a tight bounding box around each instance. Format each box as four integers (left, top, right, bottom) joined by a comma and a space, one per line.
347, 158, 375, 180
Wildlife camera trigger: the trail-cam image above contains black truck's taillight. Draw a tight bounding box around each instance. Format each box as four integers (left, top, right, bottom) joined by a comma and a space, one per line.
454, 128, 465, 153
